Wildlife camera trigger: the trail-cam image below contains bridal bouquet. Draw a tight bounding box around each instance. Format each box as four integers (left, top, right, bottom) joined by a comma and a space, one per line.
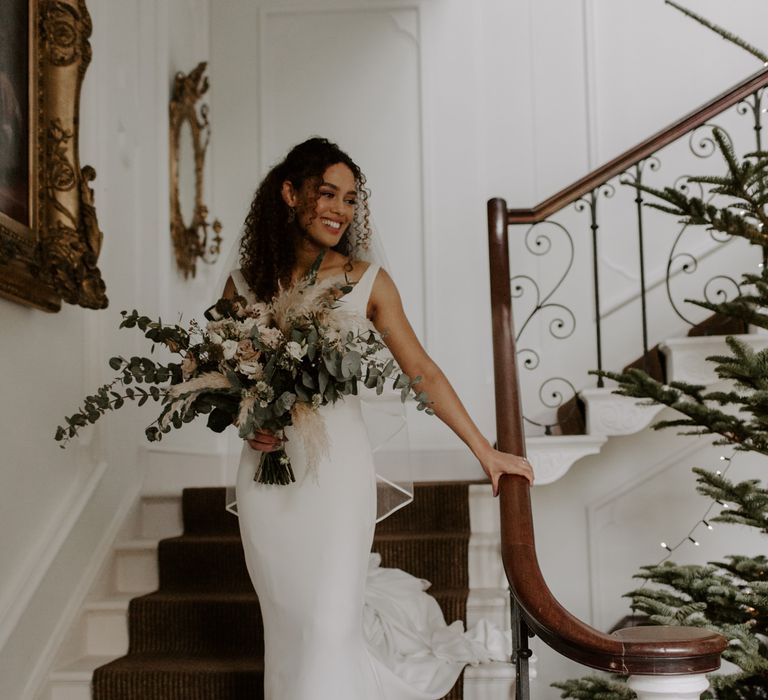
55, 272, 432, 485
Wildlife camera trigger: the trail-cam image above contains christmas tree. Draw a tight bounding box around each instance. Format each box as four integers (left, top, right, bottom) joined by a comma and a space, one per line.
555, 4, 768, 698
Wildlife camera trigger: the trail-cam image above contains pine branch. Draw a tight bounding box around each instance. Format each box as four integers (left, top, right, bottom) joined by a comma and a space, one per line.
595, 366, 768, 455
694, 468, 768, 533
634, 131, 768, 248
665, 1, 768, 64
688, 269, 768, 332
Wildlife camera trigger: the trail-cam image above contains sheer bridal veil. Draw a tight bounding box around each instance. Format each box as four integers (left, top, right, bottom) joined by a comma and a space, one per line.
212, 222, 414, 523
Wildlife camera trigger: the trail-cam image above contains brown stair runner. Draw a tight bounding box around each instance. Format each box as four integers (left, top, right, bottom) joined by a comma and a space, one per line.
92, 483, 472, 700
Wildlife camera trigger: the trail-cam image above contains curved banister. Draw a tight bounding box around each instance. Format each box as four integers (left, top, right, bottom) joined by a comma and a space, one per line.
507, 67, 768, 224
487, 198, 727, 675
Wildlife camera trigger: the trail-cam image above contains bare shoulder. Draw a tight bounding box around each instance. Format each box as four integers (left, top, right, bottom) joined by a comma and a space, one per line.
369, 267, 403, 316
371, 266, 398, 292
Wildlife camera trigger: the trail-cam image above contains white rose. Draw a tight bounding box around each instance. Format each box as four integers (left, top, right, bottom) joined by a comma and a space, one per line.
238, 318, 257, 335
208, 331, 223, 345
222, 339, 239, 360
239, 360, 263, 379
285, 341, 306, 361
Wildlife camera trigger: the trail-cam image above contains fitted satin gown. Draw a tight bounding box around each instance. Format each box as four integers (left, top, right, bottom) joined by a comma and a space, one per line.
233, 263, 507, 700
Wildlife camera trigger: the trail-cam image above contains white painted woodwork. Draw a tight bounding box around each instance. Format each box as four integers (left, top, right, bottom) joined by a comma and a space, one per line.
662, 334, 768, 385
582, 388, 663, 437
628, 673, 710, 700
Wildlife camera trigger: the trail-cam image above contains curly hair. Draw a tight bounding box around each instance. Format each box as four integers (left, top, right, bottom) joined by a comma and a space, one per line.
239, 137, 371, 301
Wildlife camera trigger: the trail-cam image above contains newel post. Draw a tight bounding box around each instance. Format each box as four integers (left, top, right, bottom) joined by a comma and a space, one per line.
628, 674, 710, 700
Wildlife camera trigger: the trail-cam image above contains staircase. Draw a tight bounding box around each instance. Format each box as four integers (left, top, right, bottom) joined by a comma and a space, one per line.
44, 483, 517, 700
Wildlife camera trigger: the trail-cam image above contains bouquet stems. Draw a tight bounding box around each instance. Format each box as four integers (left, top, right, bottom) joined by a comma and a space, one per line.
254, 448, 296, 485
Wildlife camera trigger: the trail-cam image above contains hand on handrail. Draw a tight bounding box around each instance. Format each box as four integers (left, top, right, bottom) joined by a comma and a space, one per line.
478, 448, 533, 496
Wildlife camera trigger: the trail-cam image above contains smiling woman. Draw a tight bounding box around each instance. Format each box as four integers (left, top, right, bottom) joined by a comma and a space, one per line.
282, 162, 358, 253
217, 136, 533, 699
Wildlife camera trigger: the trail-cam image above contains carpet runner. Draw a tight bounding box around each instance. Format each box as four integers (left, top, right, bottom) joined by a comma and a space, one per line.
92, 483, 472, 699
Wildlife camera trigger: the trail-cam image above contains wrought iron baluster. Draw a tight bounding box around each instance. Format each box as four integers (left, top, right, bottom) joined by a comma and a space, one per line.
622, 158, 659, 370
575, 189, 610, 388
510, 590, 532, 700
590, 192, 603, 387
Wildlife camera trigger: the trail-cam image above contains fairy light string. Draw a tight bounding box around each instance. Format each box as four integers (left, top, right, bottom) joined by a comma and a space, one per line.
655, 453, 734, 564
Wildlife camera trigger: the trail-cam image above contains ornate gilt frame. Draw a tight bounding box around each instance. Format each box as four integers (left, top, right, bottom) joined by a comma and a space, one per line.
0, 0, 106, 312
169, 61, 221, 279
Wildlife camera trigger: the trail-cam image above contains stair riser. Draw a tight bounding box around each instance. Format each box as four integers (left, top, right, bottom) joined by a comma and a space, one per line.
375, 484, 470, 533
92, 673, 265, 700
50, 682, 92, 700
468, 535, 506, 589
84, 610, 128, 657
374, 538, 470, 589
140, 498, 184, 540
157, 539, 253, 592
114, 534, 497, 597
124, 591, 467, 656
127, 599, 264, 655
466, 593, 509, 630
113, 548, 158, 594
156, 536, 471, 592
181, 485, 471, 535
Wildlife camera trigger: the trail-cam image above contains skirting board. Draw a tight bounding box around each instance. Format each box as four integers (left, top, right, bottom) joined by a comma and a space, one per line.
0, 459, 109, 653
4, 468, 141, 700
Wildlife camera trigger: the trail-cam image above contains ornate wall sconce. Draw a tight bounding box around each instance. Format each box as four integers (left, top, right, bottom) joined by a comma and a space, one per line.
169, 61, 221, 278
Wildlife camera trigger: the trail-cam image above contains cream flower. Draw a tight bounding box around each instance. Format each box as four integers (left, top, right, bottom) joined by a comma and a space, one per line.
222, 339, 239, 360
259, 326, 284, 349
286, 341, 306, 361
238, 360, 263, 379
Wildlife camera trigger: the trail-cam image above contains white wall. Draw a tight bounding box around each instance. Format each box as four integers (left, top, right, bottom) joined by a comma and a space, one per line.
0, 1, 211, 697
211, 0, 768, 456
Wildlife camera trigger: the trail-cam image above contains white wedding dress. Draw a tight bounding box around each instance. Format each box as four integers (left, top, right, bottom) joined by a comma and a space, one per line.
233, 263, 508, 700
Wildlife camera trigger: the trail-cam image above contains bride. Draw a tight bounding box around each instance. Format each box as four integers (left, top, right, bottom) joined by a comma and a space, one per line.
222, 137, 533, 699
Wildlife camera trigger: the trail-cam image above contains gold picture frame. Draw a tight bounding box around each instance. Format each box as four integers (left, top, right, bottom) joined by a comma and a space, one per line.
0, 0, 106, 312
169, 62, 222, 279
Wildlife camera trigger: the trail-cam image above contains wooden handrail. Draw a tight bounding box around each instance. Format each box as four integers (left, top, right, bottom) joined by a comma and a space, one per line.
488, 198, 727, 674
507, 67, 768, 224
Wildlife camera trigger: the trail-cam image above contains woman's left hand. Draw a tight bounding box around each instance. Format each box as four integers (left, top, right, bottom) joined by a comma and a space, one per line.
478, 448, 534, 496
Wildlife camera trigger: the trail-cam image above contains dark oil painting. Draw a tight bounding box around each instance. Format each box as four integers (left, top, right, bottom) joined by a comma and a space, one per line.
0, 0, 30, 228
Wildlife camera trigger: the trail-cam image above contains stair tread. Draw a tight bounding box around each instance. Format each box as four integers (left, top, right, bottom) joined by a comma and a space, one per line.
52, 655, 119, 678
96, 652, 265, 672
116, 538, 159, 549
85, 593, 135, 610
374, 531, 470, 541
136, 587, 468, 602
159, 531, 471, 543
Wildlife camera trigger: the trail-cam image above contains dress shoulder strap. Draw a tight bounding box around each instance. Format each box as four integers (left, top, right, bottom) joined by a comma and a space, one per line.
338, 262, 380, 316
355, 263, 380, 301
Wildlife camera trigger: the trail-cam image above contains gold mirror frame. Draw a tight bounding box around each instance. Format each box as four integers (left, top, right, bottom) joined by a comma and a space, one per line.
0, 0, 107, 312
169, 62, 221, 278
